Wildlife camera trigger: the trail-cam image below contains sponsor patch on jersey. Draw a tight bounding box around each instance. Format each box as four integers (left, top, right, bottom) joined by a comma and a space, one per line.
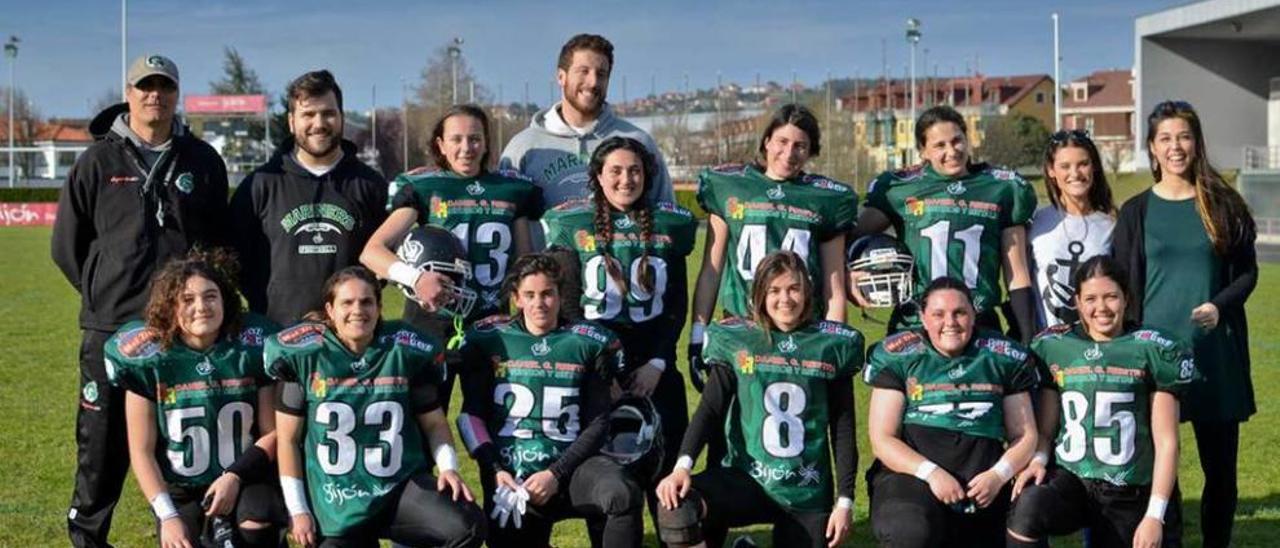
894, 165, 926, 181
390, 329, 434, 354
905, 377, 924, 400
818, 321, 859, 339
278, 323, 326, 348
710, 163, 747, 175
1033, 323, 1073, 341
495, 168, 534, 183
881, 331, 925, 355
735, 350, 755, 375
551, 198, 593, 213
656, 201, 693, 217
117, 326, 162, 359
725, 196, 746, 220
802, 174, 849, 193
570, 324, 611, 345
239, 326, 265, 347
1133, 329, 1175, 348
988, 167, 1023, 183
904, 196, 926, 216
718, 317, 755, 330
975, 337, 1028, 361
471, 314, 511, 332
574, 229, 597, 252
430, 196, 449, 219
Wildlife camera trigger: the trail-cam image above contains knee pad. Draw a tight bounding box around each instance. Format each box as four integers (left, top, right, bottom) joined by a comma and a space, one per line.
657, 490, 704, 546
1005, 487, 1050, 539
596, 478, 643, 516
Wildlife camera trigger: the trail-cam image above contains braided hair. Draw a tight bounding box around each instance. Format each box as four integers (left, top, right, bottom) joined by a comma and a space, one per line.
587, 136, 658, 295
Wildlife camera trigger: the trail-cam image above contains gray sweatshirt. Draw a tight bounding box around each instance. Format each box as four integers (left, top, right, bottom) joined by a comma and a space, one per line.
499, 102, 674, 209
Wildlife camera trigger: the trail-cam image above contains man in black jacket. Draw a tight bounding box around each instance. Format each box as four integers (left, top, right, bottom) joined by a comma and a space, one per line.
230, 70, 387, 324
51, 54, 231, 548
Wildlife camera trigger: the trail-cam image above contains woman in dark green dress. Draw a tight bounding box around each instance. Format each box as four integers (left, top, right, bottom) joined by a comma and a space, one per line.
1111, 100, 1258, 548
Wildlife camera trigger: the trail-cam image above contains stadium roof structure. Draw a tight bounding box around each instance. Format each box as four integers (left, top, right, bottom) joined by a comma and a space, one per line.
1134, 0, 1280, 168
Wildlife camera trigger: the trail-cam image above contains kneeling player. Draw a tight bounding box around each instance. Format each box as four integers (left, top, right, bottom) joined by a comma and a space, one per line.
864, 276, 1038, 547
656, 251, 863, 548
107, 250, 286, 547
1008, 256, 1191, 547
456, 253, 644, 548
268, 266, 485, 547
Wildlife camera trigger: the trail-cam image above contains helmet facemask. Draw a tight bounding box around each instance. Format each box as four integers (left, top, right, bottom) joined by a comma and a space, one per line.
849, 249, 914, 308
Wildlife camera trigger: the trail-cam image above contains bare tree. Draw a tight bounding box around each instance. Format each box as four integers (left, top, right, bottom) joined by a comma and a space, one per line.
406, 43, 493, 173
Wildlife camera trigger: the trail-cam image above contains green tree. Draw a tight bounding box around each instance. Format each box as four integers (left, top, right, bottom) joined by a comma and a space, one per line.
209, 46, 265, 95
978, 112, 1050, 170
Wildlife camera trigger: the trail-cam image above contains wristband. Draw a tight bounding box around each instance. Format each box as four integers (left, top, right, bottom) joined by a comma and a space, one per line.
433, 441, 459, 472
388, 261, 422, 289
690, 322, 706, 346
992, 458, 1014, 482
836, 496, 854, 510
914, 460, 938, 481
647, 358, 668, 373
675, 455, 695, 471
281, 475, 312, 517
1032, 451, 1050, 466
149, 492, 179, 521
1145, 496, 1168, 523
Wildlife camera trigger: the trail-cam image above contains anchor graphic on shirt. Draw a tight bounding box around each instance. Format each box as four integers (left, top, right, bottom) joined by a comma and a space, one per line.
1042, 240, 1086, 323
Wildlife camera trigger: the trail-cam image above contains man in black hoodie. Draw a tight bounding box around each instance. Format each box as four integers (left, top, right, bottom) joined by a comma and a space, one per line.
230, 70, 387, 324
51, 54, 231, 547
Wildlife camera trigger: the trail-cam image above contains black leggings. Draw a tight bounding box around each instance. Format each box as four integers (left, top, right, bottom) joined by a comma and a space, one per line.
483, 455, 644, 548
1192, 420, 1239, 548
165, 480, 287, 548
319, 474, 486, 548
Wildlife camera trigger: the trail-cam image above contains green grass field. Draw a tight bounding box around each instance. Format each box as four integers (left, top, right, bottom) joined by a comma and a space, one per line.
2, 172, 1276, 546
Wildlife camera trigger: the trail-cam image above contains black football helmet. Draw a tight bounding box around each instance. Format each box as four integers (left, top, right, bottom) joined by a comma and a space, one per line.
600, 396, 664, 483
395, 225, 477, 318
847, 234, 915, 308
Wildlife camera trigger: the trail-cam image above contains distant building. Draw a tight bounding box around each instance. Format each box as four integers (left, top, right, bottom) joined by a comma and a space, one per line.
1, 119, 92, 181
1061, 69, 1137, 172
838, 73, 1055, 172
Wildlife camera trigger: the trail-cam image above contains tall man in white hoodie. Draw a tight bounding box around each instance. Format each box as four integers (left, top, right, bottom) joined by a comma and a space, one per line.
500, 33, 674, 216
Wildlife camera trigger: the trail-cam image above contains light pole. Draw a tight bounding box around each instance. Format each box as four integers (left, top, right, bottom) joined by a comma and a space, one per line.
906, 18, 922, 159
121, 0, 127, 100
401, 77, 409, 173
1052, 13, 1062, 131
448, 37, 463, 105
5, 36, 18, 188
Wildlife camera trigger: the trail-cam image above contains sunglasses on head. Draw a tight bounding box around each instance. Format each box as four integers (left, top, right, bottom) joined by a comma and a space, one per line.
1050, 129, 1092, 144
1154, 100, 1194, 112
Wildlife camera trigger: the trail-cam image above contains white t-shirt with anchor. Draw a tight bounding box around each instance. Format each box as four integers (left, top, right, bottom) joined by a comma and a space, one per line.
1028, 205, 1115, 329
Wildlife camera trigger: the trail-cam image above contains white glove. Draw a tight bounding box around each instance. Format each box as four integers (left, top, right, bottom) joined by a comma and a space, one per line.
490, 483, 531, 529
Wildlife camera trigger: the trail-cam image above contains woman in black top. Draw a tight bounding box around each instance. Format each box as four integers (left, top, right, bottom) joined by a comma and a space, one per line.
1111, 100, 1258, 548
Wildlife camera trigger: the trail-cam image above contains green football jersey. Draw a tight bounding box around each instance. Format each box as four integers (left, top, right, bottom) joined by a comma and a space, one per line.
264, 320, 447, 537
865, 163, 1037, 313
703, 318, 865, 511
864, 329, 1037, 441
460, 317, 622, 479
697, 164, 857, 318
543, 199, 697, 325
1032, 324, 1196, 486
104, 314, 278, 488
389, 169, 544, 317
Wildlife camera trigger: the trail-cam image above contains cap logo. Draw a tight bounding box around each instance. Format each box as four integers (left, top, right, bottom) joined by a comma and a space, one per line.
146, 55, 166, 68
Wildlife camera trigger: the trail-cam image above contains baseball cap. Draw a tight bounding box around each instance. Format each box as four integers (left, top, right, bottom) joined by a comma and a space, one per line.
127, 54, 180, 87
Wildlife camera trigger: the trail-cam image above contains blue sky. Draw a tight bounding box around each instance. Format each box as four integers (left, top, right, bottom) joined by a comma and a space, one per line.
2, 0, 1180, 118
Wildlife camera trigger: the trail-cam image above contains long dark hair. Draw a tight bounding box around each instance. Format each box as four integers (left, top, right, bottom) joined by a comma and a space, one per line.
429, 104, 492, 174
144, 248, 243, 350
587, 136, 656, 294
1071, 255, 1130, 302
1043, 131, 1115, 215
1146, 101, 1253, 255
758, 104, 822, 159
303, 266, 383, 331
749, 251, 813, 334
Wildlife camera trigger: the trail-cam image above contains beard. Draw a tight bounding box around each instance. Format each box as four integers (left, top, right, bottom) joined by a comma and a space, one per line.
296, 128, 340, 159
562, 84, 605, 118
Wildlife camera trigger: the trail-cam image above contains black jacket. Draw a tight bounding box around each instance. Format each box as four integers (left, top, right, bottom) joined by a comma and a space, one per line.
1112, 188, 1258, 417
229, 137, 387, 324
51, 103, 230, 332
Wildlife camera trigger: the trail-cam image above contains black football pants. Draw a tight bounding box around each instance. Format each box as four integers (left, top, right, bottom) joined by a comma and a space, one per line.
68, 329, 130, 548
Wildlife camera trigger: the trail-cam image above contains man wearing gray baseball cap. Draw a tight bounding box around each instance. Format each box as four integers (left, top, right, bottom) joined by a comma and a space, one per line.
52, 53, 231, 548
